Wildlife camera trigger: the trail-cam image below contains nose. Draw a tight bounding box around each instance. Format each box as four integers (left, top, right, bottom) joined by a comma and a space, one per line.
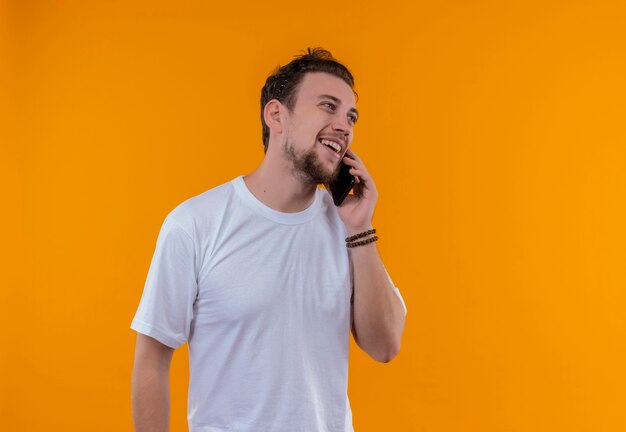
331, 115, 352, 140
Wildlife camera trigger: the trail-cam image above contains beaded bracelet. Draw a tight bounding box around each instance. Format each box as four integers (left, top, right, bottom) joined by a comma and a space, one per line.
346, 236, 379, 248
345, 228, 377, 243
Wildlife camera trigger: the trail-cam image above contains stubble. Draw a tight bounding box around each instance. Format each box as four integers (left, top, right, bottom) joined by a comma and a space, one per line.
283, 136, 341, 185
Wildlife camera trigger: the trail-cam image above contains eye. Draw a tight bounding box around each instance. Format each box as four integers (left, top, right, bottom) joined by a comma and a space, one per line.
348, 115, 357, 124
322, 102, 336, 110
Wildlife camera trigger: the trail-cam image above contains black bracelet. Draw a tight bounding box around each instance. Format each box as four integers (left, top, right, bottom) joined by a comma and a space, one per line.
345, 228, 376, 243
346, 236, 379, 248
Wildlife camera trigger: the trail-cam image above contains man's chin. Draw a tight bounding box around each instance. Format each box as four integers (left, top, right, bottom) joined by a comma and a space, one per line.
327, 165, 341, 183
293, 148, 342, 185
315, 160, 341, 183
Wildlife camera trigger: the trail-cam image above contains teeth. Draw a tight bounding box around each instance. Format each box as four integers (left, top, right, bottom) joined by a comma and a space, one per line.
320, 139, 341, 153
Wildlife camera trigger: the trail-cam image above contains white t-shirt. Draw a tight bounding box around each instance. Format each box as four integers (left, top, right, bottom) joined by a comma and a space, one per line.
131, 175, 407, 432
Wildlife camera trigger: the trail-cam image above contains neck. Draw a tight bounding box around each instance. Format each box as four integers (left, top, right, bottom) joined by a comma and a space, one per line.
243, 148, 318, 213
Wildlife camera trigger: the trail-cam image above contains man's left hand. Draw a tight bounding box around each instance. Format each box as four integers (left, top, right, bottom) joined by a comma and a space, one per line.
325, 148, 378, 236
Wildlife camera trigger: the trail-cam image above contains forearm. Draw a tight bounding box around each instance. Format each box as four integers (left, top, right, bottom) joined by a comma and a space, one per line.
131, 364, 170, 432
350, 239, 406, 362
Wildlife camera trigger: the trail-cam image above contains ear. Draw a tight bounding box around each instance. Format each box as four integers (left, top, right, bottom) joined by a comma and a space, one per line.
264, 99, 285, 136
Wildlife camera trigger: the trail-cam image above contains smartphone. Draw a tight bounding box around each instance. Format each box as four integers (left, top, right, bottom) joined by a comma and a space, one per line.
328, 161, 356, 206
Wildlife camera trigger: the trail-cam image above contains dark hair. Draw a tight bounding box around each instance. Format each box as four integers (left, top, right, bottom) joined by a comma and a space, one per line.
260, 47, 358, 153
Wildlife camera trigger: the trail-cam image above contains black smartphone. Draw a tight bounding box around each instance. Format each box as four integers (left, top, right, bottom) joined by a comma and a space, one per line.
328, 161, 356, 206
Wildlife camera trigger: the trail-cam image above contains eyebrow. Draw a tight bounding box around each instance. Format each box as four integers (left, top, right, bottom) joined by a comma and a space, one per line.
317, 94, 359, 121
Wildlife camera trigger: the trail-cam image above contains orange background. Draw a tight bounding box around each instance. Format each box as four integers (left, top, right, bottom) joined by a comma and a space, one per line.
2, 0, 626, 431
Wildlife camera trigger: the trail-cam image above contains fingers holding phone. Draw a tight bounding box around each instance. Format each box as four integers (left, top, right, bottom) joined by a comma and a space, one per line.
341, 149, 378, 202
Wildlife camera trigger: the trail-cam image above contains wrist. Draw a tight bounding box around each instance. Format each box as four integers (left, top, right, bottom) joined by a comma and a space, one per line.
345, 226, 378, 249
345, 224, 373, 237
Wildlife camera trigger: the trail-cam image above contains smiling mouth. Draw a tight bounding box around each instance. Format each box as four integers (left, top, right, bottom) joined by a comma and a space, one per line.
318, 138, 342, 154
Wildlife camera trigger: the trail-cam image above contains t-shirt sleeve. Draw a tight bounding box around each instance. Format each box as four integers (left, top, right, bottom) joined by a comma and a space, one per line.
130, 215, 198, 349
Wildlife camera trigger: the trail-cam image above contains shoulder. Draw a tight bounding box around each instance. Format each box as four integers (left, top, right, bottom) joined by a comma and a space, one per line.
163, 178, 238, 237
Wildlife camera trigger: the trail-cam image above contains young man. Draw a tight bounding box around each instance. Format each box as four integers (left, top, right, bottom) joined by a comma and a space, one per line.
131, 48, 407, 432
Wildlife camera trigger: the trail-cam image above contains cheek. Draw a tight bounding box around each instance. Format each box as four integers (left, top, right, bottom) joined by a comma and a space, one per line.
308, 127, 323, 142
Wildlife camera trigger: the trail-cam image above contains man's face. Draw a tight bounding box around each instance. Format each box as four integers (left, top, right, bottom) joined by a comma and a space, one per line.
281, 72, 358, 185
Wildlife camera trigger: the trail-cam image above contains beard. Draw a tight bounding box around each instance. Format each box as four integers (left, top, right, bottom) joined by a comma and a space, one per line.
283, 136, 341, 185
